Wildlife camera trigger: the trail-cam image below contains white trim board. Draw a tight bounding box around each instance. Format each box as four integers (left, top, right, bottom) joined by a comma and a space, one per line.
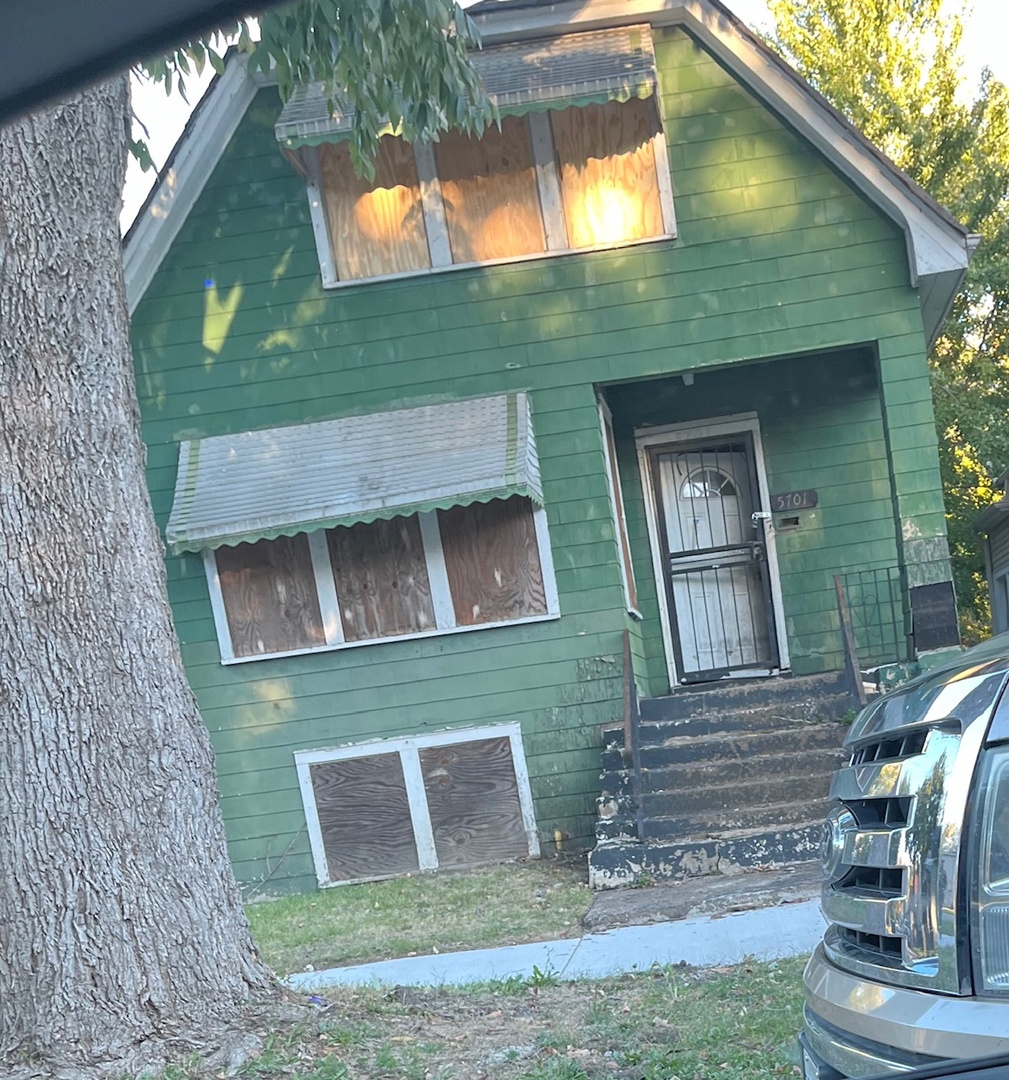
294, 722, 540, 888
122, 2, 972, 342
635, 412, 790, 687
124, 57, 262, 313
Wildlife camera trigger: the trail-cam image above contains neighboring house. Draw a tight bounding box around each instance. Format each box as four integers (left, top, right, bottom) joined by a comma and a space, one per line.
125, 0, 972, 897
976, 470, 1009, 634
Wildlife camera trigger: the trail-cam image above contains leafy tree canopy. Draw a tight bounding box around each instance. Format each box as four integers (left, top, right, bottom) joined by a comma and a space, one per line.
769, 0, 1009, 640
135, 0, 494, 176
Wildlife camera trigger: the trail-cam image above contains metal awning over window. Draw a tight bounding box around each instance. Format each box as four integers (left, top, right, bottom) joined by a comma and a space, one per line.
274, 25, 656, 150
165, 393, 542, 553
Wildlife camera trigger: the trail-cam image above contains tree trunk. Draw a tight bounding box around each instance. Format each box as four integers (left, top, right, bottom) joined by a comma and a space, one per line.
0, 79, 270, 1075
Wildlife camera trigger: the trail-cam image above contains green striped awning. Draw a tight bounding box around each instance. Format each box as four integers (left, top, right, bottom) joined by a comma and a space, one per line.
165, 393, 542, 554
275, 25, 656, 150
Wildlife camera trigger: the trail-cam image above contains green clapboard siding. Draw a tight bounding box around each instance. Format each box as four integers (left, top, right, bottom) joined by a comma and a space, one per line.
131, 27, 949, 895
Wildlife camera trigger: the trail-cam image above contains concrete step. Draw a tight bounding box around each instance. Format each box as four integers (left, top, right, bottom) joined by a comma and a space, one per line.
638, 671, 855, 726
636, 723, 848, 767
638, 745, 848, 792
588, 821, 823, 889
638, 797, 832, 841
600, 724, 847, 773
641, 770, 834, 816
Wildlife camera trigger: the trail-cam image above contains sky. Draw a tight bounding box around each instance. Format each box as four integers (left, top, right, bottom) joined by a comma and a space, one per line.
121, 0, 1009, 231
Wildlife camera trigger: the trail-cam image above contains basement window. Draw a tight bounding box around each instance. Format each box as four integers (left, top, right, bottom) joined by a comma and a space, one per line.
276, 25, 676, 287
164, 393, 559, 663
295, 723, 540, 886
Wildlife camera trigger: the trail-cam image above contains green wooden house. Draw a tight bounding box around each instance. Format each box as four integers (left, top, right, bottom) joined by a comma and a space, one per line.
125, 0, 972, 897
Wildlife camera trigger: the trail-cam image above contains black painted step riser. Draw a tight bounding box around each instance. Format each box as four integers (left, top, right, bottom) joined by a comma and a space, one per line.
637, 672, 852, 722
638, 748, 848, 791
589, 825, 823, 886
596, 820, 639, 842
635, 726, 847, 767
642, 773, 833, 815
598, 770, 634, 798
601, 747, 631, 773
640, 800, 831, 840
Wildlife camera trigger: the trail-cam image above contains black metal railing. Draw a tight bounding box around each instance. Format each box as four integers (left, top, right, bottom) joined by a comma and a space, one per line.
838, 566, 911, 668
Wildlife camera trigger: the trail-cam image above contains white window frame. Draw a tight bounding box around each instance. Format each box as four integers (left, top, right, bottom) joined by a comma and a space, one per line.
304, 100, 677, 290
598, 396, 641, 619
294, 721, 541, 888
204, 503, 559, 665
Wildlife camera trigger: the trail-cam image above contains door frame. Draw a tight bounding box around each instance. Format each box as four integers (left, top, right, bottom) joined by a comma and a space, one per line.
635, 412, 790, 688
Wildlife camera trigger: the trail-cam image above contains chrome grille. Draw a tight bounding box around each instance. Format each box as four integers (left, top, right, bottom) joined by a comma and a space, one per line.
839, 865, 904, 896
844, 796, 910, 828
850, 730, 927, 765
821, 722, 966, 990
838, 927, 903, 958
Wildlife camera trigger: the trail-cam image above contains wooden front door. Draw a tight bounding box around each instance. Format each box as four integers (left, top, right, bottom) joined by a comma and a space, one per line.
648, 433, 779, 683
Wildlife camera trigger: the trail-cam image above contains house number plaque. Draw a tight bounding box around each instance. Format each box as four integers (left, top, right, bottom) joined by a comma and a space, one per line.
771, 489, 818, 511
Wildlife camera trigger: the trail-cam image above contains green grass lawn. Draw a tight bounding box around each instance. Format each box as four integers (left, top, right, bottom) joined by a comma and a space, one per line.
247, 859, 592, 976
169, 956, 809, 1079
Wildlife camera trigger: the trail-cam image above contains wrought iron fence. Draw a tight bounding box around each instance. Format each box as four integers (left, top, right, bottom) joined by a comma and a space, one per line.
838, 566, 911, 668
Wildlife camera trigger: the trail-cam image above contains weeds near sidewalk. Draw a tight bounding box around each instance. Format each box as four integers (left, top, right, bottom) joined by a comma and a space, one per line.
175, 955, 807, 1079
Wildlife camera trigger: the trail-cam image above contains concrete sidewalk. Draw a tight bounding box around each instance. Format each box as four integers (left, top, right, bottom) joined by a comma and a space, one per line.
286, 896, 826, 991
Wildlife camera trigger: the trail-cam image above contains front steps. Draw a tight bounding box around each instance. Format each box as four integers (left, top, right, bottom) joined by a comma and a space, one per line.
588, 671, 856, 889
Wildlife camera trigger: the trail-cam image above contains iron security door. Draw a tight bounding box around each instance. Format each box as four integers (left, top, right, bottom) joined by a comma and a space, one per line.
649, 434, 779, 683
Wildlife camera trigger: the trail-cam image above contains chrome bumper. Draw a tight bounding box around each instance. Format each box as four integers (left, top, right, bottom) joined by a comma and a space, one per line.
802, 944, 1009, 1078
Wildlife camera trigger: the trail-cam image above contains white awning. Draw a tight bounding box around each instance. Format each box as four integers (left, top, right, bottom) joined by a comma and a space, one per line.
165, 393, 542, 554
275, 25, 656, 149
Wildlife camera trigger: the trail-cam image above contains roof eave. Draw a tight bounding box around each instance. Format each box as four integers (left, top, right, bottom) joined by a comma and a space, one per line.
124, 0, 973, 333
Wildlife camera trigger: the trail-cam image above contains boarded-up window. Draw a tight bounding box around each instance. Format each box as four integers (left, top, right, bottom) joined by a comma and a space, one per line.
433, 116, 546, 263
438, 496, 548, 626
309, 753, 420, 881
551, 97, 664, 248
420, 737, 529, 868
311, 95, 673, 285
297, 723, 537, 886
216, 534, 325, 657
326, 515, 436, 641
318, 135, 431, 280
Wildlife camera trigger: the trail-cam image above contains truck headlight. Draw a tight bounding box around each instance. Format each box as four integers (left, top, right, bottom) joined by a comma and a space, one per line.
972, 744, 1009, 994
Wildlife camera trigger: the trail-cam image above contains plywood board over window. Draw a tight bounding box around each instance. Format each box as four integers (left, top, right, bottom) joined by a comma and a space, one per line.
309, 752, 420, 881
433, 115, 546, 263
318, 135, 431, 280
438, 496, 547, 626
419, 736, 529, 868
551, 97, 664, 248
215, 534, 325, 656
326, 514, 435, 641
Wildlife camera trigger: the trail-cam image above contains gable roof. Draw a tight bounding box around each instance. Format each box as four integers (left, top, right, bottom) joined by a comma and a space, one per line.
123, 0, 976, 345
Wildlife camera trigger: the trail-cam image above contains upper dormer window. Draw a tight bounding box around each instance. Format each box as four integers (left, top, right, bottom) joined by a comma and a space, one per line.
275, 26, 676, 287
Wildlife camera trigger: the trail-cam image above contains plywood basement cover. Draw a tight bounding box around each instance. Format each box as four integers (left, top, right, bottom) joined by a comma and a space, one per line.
304, 730, 534, 885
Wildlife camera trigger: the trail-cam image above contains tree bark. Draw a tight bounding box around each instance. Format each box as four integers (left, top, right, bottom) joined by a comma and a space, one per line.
0, 78, 270, 1074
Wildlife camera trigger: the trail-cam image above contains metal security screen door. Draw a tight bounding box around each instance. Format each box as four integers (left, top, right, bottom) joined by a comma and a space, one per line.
649, 433, 779, 683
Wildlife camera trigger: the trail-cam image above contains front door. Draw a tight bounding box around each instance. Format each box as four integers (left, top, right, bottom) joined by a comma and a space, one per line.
648, 433, 779, 683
